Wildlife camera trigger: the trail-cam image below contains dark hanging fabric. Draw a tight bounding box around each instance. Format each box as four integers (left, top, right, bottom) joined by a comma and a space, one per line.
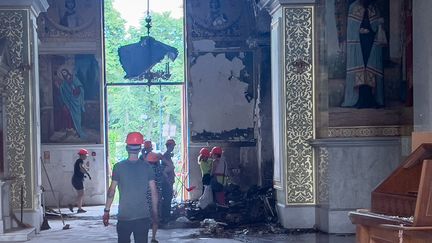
118, 36, 178, 79
356, 4, 381, 109
354, 85, 379, 108
359, 5, 376, 67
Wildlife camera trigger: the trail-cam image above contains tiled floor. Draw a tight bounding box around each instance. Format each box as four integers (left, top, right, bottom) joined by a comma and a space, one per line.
26, 206, 355, 243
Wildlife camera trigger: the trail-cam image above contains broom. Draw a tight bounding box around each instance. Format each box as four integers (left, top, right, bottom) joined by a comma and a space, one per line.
40, 157, 70, 230
40, 186, 50, 230
9, 183, 32, 229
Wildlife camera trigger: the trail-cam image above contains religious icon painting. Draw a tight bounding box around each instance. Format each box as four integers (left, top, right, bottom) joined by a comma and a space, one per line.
321, 0, 413, 135
39, 54, 102, 143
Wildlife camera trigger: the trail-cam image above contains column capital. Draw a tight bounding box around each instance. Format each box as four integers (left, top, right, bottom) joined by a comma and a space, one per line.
0, 0, 49, 16
258, 0, 316, 15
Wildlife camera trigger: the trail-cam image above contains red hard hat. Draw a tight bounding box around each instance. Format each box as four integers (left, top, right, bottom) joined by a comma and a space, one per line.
146, 152, 161, 163
210, 146, 222, 156
125, 132, 144, 145
166, 139, 176, 146
78, 149, 88, 155
143, 140, 152, 149
199, 148, 210, 158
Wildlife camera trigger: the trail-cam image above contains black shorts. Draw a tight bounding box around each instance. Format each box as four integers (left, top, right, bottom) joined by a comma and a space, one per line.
71, 177, 84, 190
117, 218, 150, 243
202, 174, 211, 185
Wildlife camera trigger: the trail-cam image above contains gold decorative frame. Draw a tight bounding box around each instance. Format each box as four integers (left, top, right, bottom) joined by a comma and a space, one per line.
328, 125, 413, 137
283, 6, 315, 205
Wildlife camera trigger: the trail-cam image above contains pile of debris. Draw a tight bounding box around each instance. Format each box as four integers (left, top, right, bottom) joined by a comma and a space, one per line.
170, 185, 278, 230
165, 185, 282, 239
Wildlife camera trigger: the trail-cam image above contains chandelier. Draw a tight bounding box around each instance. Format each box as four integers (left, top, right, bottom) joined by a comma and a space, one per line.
117, 0, 178, 85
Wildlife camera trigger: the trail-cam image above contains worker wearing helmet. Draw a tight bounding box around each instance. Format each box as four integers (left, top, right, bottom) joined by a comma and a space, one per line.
197, 147, 213, 209
141, 140, 153, 160
160, 138, 176, 223
69, 148, 91, 213
210, 146, 227, 206
146, 151, 163, 181
103, 132, 159, 243
145, 151, 163, 243
198, 148, 212, 194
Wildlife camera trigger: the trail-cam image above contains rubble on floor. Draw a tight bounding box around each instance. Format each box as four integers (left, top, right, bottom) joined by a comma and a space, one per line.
166, 185, 293, 239
172, 185, 277, 224
164, 185, 355, 242
39, 185, 354, 243
33, 205, 355, 243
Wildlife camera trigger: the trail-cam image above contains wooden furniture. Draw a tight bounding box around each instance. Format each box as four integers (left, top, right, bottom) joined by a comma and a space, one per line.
411, 132, 432, 152
349, 143, 432, 242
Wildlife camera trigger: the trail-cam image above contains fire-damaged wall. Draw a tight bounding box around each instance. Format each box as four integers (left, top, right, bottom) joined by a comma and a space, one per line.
189, 51, 255, 139
186, 0, 272, 198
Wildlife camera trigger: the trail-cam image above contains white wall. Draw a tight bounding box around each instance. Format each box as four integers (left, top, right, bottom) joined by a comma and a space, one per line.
41, 144, 106, 207
189, 51, 255, 135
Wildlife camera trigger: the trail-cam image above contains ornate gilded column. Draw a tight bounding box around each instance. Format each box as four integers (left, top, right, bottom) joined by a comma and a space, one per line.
260, 0, 316, 228
0, 0, 48, 231
282, 6, 315, 205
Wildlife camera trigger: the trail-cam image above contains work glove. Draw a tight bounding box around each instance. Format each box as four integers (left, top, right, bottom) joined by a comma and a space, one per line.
103, 211, 109, 226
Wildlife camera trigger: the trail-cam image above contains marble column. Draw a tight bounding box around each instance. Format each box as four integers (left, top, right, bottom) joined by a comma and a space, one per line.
260, 0, 317, 229
0, 0, 48, 232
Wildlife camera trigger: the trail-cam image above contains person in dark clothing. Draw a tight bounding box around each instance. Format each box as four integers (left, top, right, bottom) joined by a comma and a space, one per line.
160, 139, 176, 223
140, 140, 153, 160
70, 148, 91, 213
103, 132, 159, 243
145, 151, 163, 243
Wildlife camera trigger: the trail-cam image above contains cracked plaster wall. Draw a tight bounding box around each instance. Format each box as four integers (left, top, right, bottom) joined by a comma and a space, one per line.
187, 46, 258, 199
189, 51, 254, 135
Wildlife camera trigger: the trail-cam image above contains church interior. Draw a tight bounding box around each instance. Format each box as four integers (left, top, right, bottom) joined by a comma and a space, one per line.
0, 0, 432, 242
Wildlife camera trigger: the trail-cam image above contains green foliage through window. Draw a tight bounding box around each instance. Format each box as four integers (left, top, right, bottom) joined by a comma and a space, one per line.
104, 0, 185, 192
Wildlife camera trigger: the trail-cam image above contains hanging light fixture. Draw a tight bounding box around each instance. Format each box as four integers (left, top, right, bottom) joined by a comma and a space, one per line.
145, 0, 152, 36
117, 0, 178, 83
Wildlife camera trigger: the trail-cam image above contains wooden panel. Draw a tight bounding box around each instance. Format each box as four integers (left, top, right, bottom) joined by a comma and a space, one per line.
412, 132, 432, 152
369, 226, 398, 243
357, 225, 370, 243
350, 212, 432, 243
414, 160, 432, 226
370, 232, 395, 243
371, 192, 416, 217
352, 143, 432, 242
404, 231, 432, 243
404, 144, 432, 168
372, 144, 432, 216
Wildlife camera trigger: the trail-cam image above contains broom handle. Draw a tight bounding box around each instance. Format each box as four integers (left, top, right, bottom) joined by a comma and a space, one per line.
41, 187, 45, 216
20, 185, 23, 223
